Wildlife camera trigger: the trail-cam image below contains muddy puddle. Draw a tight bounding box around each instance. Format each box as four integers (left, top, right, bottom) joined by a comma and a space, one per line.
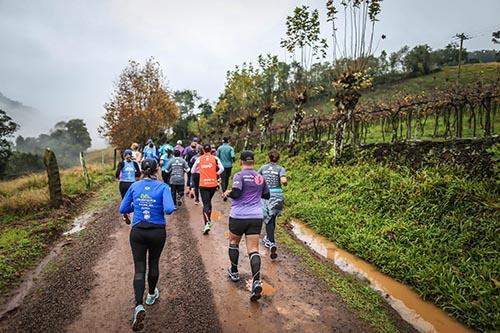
63, 212, 95, 236
290, 220, 473, 333
0, 211, 98, 319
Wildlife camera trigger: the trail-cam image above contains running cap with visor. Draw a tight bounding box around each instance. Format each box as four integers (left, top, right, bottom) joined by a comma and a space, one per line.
123, 149, 133, 157
240, 150, 254, 162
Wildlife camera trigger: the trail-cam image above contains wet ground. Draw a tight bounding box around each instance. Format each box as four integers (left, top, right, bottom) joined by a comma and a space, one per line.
0, 193, 415, 333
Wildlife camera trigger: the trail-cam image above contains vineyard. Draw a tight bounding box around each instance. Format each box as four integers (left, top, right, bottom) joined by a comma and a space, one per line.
208, 81, 499, 150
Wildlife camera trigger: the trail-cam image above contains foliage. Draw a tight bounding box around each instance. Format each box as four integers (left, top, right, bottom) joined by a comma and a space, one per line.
98, 58, 179, 148
15, 119, 91, 168
1, 151, 45, 180
0, 109, 18, 176
280, 153, 499, 331
172, 89, 201, 141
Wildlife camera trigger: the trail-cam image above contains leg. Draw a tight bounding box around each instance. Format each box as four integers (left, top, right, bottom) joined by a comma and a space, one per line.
245, 219, 263, 282
266, 215, 277, 243
171, 184, 177, 206
200, 188, 213, 224
228, 217, 243, 273
161, 171, 169, 184
193, 174, 200, 202
222, 167, 232, 192
130, 228, 148, 306
146, 228, 166, 294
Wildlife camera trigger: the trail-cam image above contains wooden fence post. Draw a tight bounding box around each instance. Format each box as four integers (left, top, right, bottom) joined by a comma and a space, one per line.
43, 148, 63, 208
80, 152, 91, 190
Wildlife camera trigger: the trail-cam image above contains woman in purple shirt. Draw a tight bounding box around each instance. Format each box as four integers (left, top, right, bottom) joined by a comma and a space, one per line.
222, 150, 270, 301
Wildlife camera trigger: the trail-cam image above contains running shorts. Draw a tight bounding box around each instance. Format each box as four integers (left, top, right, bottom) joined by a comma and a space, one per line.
229, 217, 263, 236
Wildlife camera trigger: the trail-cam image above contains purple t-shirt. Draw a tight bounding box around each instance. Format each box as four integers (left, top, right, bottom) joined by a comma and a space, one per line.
230, 169, 269, 219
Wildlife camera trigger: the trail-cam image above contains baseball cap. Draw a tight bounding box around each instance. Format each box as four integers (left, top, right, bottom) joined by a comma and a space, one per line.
123, 149, 133, 157
177, 140, 182, 145
192, 137, 199, 142
146, 138, 153, 144
240, 150, 254, 162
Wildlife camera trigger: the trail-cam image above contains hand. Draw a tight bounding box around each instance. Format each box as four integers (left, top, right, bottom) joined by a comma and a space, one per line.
222, 190, 231, 198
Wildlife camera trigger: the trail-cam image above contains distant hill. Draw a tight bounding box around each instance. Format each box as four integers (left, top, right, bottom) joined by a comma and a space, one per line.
0, 92, 52, 139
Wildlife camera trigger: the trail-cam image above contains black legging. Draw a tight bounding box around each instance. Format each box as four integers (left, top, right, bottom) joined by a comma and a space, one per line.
221, 167, 232, 192
171, 184, 184, 205
192, 173, 200, 201
200, 187, 216, 224
119, 181, 133, 199
266, 215, 277, 243
130, 225, 166, 306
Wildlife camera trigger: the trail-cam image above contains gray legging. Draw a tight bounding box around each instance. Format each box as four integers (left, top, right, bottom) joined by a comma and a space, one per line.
130, 225, 166, 306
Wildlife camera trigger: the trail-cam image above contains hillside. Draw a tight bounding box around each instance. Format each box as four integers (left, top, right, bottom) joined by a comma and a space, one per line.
277, 63, 500, 123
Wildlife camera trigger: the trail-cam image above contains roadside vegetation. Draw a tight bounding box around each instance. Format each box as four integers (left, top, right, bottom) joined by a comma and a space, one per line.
0, 165, 116, 292
272, 150, 499, 332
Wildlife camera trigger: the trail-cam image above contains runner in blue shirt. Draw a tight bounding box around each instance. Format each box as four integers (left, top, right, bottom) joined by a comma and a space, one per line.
217, 137, 235, 198
119, 158, 175, 331
115, 149, 141, 224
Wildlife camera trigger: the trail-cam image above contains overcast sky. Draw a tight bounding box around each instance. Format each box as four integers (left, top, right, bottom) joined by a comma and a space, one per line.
1, 0, 499, 148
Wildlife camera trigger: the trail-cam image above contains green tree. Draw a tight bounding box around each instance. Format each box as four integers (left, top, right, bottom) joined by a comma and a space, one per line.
0, 109, 18, 176
173, 89, 201, 140
403, 44, 435, 75
281, 5, 328, 153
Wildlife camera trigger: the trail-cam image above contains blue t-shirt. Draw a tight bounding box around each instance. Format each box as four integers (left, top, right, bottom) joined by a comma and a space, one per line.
119, 179, 175, 226
143, 145, 158, 160
120, 160, 137, 182
217, 143, 235, 168
161, 153, 173, 171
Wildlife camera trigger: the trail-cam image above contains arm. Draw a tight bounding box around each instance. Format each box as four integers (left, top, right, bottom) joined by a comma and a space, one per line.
230, 147, 235, 162
215, 157, 224, 175
280, 167, 288, 186
226, 173, 242, 199
261, 178, 270, 200
166, 159, 173, 173
162, 185, 175, 215
119, 185, 134, 214
183, 160, 190, 173
115, 161, 123, 179
190, 157, 200, 174
134, 162, 141, 178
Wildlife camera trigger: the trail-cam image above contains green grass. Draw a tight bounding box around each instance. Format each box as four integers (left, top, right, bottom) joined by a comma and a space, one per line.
277, 153, 499, 332
276, 221, 399, 333
0, 166, 117, 292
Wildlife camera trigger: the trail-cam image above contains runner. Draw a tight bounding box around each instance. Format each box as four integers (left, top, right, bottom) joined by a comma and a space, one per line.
142, 139, 159, 161
222, 150, 270, 301
118, 158, 175, 331
115, 149, 141, 224
183, 140, 199, 196
174, 140, 184, 155
189, 148, 201, 205
160, 145, 174, 184
216, 137, 235, 199
166, 149, 190, 209
131, 143, 142, 163
259, 149, 287, 259
190, 144, 224, 234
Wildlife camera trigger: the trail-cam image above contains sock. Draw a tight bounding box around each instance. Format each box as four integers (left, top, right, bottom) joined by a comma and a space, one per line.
228, 244, 239, 273
249, 252, 261, 282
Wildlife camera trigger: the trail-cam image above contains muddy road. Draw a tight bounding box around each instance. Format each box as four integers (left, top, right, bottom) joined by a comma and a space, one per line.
0, 193, 413, 332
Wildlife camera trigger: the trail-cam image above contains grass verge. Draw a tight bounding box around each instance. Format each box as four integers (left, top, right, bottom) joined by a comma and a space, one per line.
276, 220, 399, 333
0, 166, 117, 293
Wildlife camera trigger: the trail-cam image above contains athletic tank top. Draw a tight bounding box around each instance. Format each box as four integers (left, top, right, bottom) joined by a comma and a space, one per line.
120, 161, 136, 182
199, 154, 218, 188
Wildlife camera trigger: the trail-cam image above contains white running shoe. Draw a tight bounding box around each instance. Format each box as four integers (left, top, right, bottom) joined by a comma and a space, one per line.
132, 305, 146, 331
203, 221, 212, 234
250, 280, 262, 302
227, 268, 240, 282
145, 288, 159, 306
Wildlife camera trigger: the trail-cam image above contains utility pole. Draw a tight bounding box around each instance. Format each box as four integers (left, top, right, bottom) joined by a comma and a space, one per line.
454, 33, 470, 83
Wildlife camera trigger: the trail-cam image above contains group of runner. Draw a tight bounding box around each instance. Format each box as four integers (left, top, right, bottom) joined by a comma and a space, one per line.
116, 136, 287, 331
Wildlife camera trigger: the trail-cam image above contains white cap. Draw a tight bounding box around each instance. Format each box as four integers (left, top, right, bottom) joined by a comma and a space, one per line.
177, 140, 182, 145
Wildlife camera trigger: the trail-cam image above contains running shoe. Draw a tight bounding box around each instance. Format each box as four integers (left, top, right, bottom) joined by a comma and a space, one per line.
227, 268, 240, 282
122, 214, 131, 225
132, 304, 146, 331
270, 243, 278, 260
194, 200, 199, 205
203, 221, 212, 235
250, 280, 262, 302
145, 288, 159, 306
263, 236, 271, 248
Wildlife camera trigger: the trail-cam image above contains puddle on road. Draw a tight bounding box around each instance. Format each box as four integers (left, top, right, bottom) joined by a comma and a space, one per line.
290, 220, 473, 333
63, 212, 95, 236
212, 210, 222, 222
245, 279, 275, 297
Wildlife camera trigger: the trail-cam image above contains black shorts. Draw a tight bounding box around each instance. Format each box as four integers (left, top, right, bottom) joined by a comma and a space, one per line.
228, 217, 263, 236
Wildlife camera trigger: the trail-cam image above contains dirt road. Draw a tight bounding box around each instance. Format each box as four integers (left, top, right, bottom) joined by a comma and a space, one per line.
0, 194, 413, 332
